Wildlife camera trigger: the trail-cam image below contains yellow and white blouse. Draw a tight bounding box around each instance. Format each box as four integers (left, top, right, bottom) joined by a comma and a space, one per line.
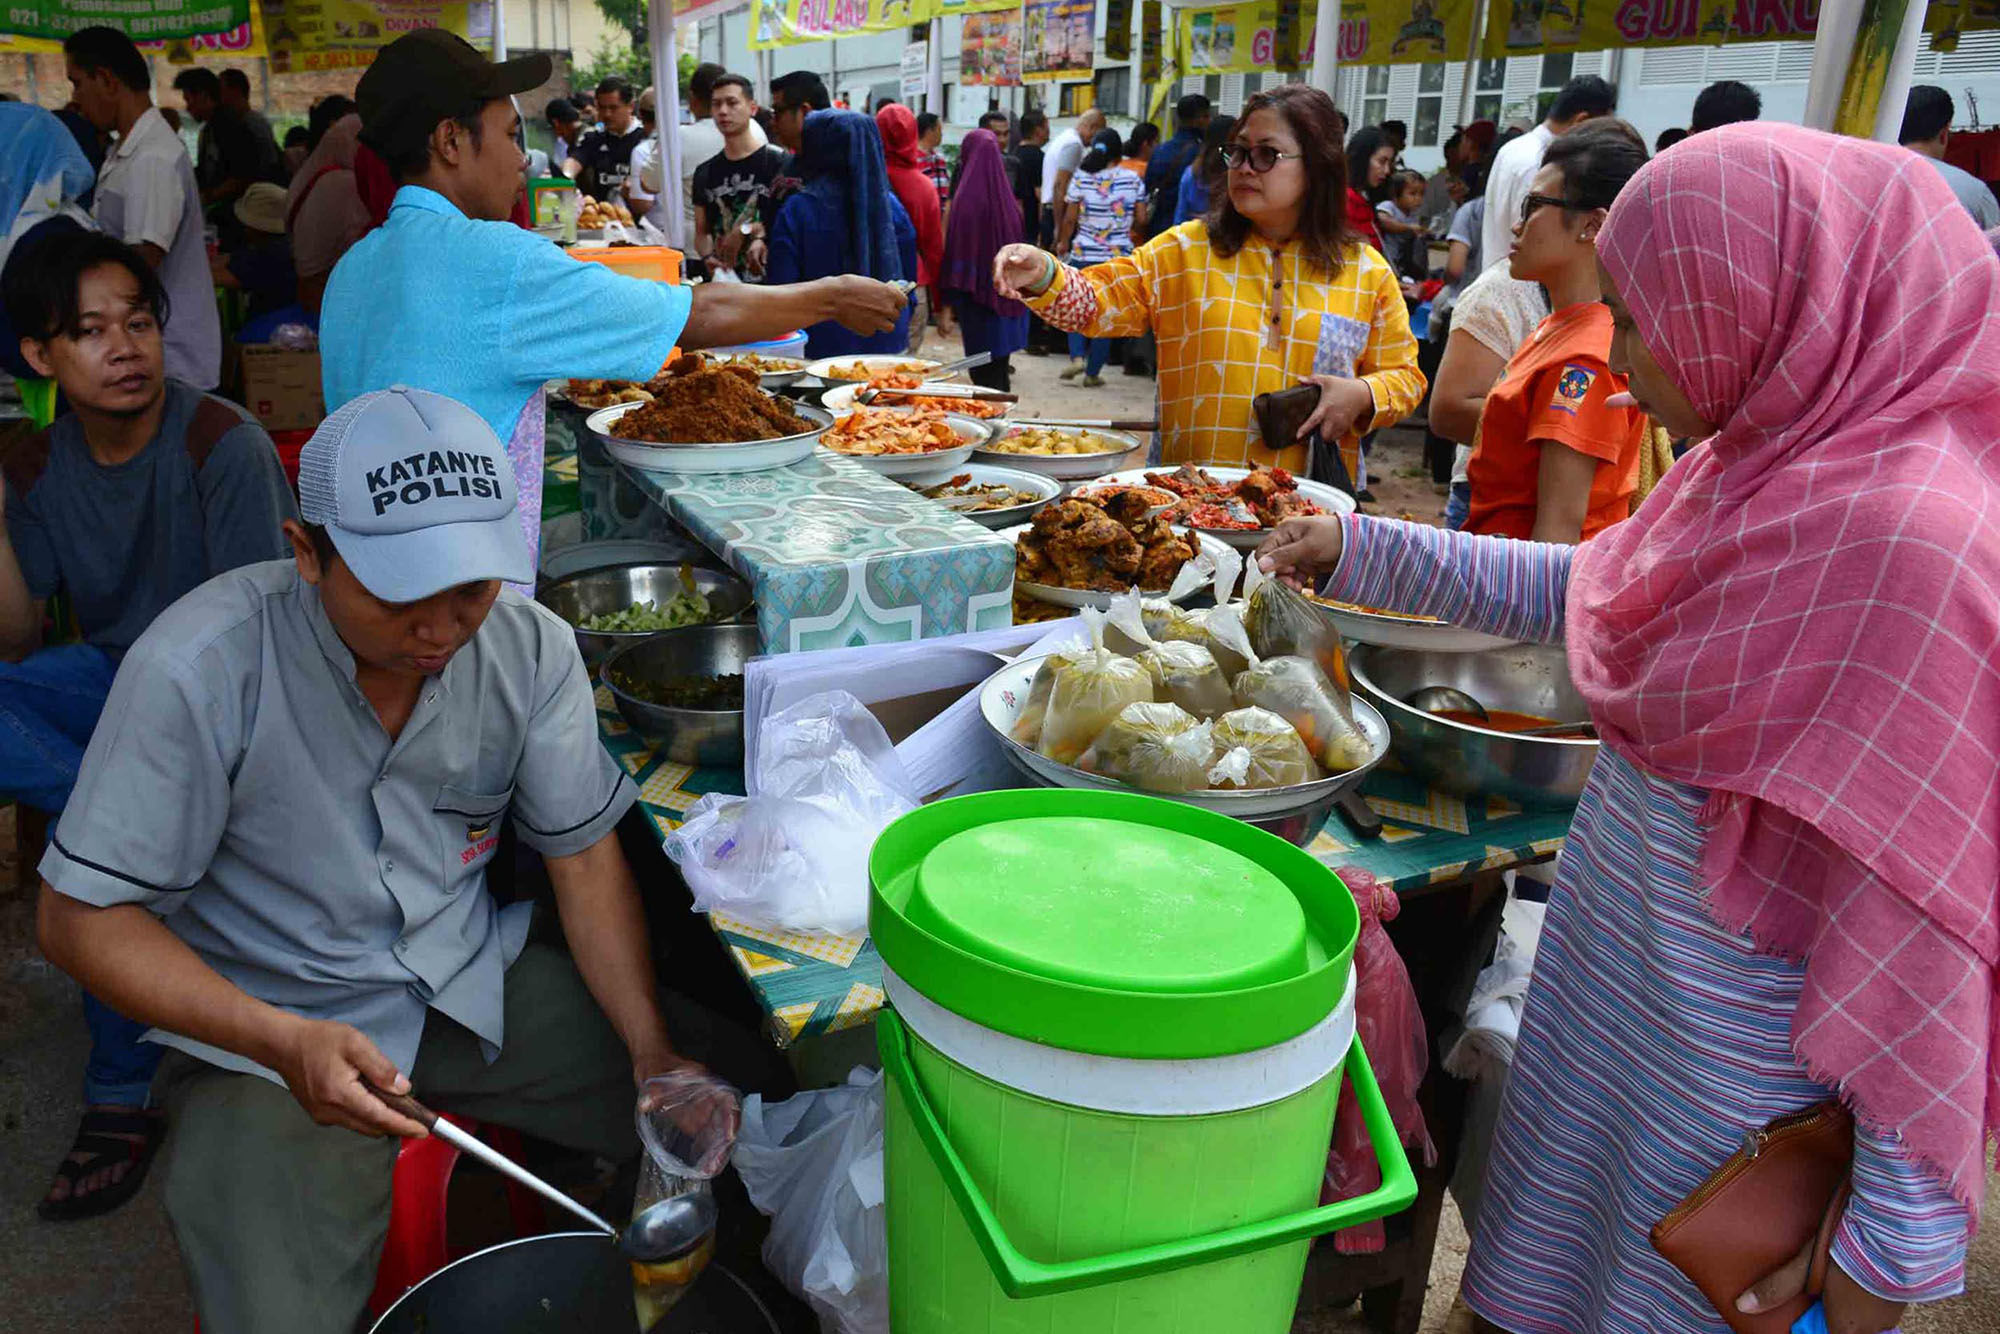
1024, 221, 1425, 478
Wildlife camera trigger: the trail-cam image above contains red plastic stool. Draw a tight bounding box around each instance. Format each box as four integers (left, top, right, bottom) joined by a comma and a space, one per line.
193, 1115, 544, 1330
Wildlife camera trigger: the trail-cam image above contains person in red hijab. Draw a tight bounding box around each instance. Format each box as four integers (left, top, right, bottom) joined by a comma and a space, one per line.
876, 103, 944, 354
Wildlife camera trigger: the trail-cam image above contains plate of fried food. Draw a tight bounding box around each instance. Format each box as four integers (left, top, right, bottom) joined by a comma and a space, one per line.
904, 464, 1061, 529
556, 377, 655, 409
817, 407, 990, 481
1091, 463, 1355, 550
706, 351, 810, 389
587, 356, 832, 474
1001, 492, 1229, 609
804, 355, 956, 384
820, 376, 1010, 418
974, 425, 1144, 480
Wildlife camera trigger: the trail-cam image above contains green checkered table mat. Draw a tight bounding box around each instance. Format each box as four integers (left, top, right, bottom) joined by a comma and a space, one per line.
597, 690, 1571, 1048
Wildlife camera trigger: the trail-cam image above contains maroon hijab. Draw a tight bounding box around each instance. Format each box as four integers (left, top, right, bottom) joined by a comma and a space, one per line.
938, 129, 1025, 318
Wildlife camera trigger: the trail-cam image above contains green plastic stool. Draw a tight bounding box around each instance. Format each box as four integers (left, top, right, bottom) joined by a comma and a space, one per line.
19, 377, 57, 429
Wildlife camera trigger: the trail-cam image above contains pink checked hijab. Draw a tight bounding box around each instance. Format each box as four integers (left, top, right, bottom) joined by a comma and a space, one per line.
1574, 123, 2000, 1212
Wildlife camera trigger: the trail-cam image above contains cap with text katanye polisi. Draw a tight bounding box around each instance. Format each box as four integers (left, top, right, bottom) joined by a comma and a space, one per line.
355, 28, 551, 164
299, 387, 532, 601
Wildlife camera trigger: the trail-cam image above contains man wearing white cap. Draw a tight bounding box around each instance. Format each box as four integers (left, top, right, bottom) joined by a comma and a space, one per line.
35, 387, 781, 1334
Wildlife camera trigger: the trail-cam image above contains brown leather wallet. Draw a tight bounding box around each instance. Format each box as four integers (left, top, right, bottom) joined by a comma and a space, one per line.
1650, 1101, 1854, 1333
1251, 383, 1320, 453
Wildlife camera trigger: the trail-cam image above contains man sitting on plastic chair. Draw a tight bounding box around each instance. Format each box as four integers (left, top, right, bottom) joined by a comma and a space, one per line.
34, 385, 784, 1334
2, 229, 298, 1222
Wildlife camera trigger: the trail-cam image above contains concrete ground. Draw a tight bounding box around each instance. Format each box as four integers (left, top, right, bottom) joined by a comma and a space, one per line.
2, 344, 1992, 1332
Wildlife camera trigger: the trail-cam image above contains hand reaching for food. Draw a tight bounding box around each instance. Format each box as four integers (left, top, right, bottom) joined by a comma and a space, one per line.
993, 244, 1056, 300
1256, 516, 1347, 589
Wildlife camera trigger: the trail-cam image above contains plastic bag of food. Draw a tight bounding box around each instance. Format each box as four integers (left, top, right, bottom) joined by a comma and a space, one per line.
1103, 588, 1158, 658
1037, 609, 1153, 765
1242, 559, 1354, 693
1079, 702, 1216, 793
1234, 656, 1376, 773
1138, 641, 1237, 720
1208, 707, 1319, 789
1010, 647, 1086, 746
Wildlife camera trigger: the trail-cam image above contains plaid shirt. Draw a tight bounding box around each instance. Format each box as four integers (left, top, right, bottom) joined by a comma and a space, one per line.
920, 149, 951, 205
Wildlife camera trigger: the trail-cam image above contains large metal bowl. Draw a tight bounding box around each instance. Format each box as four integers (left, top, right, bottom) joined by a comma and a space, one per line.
599, 624, 760, 767
1349, 642, 1599, 810
978, 657, 1390, 847
539, 563, 751, 666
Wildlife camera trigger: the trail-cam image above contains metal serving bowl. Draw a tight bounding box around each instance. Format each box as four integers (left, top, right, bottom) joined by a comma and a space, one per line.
538, 563, 751, 665
599, 624, 760, 768
1348, 642, 1599, 810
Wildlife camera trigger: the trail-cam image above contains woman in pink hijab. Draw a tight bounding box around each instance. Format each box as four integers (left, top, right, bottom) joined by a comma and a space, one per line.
1260, 123, 1999, 1334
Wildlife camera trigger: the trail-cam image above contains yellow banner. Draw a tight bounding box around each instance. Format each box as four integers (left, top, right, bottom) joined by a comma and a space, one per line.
1482, 0, 1997, 58
0, 4, 267, 60
750, 0, 927, 48
1177, 0, 1472, 72
263, 0, 490, 70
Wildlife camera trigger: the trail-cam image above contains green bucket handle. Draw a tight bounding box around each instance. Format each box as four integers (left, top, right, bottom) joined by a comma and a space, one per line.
878, 1007, 1419, 1301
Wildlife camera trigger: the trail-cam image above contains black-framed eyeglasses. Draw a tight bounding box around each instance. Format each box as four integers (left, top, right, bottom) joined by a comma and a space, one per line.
1518, 192, 1570, 226
1219, 143, 1303, 173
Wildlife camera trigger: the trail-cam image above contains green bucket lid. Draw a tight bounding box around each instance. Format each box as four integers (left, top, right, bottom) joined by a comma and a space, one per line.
870, 790, 1360, 1060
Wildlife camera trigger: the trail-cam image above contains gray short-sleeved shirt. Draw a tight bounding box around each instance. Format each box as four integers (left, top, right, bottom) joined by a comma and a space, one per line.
42, 561, 637, 1085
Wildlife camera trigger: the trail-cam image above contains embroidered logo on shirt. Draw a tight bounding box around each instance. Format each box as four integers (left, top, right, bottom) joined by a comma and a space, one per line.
1551, 363, 1597, 415
465, 821, 492, 843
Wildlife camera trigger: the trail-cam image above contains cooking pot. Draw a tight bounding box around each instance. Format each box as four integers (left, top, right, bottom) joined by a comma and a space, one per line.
367, 1232, 781, 1334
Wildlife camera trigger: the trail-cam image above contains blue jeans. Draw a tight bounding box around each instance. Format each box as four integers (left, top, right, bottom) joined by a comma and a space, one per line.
1066, 333, 1111, 376
1445, 482, 1472, 531
1, 642, 164, 1108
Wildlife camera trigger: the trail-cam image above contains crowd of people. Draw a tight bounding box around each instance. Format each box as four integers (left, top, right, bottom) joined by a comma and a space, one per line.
2, 24, 1999, 1334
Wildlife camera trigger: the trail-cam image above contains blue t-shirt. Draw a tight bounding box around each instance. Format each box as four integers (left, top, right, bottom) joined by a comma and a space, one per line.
1173, 165, 1210, 227
764, 188, 917, 358
320, 187, 690, 565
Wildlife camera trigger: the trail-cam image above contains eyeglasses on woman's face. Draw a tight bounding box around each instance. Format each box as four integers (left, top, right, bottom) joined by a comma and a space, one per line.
1519, 192, 1570, 227
1219, 143, 1303, 174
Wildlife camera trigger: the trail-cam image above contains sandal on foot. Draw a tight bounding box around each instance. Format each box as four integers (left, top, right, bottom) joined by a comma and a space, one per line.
37, 1108, 165, 1222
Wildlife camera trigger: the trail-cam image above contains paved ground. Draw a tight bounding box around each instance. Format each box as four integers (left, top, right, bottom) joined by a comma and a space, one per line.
3, 343, 1992, 1332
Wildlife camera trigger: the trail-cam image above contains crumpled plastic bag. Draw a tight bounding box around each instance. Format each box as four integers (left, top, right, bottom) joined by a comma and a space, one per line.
734, 1069, 888, 1334
663, 693, 916, 936
1323, 867, 1437, 1254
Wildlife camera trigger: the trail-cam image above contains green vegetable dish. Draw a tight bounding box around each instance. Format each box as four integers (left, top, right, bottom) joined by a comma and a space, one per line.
609, 671, 745, 712
579, 588, 713, 633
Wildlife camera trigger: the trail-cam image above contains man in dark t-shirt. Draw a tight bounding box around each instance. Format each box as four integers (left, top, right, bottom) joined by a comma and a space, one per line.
564, 76, 647, 202
1013, 111, 1048, 245
0, 231, 295, 1222
690, 74, 785, 279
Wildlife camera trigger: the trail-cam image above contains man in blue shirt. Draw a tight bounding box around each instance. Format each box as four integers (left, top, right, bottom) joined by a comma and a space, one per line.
321, 31, 908, 573
1145, 93, 1212, 218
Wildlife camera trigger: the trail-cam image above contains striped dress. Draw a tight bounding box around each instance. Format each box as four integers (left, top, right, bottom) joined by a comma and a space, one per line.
1328, 517, 1970, 1332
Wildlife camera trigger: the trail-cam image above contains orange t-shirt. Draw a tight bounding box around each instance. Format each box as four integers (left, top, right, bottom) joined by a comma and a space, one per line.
1464, 302, 1645, 542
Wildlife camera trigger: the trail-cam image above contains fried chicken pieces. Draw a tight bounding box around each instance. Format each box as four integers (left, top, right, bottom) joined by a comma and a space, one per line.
1017, 497, 1195, 593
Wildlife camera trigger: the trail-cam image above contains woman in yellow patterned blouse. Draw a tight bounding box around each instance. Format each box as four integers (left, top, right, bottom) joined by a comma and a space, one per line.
995, 84, 1425, 481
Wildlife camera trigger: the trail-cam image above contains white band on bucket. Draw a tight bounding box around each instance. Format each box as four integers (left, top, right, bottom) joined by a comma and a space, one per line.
882, 967, 1357, 1117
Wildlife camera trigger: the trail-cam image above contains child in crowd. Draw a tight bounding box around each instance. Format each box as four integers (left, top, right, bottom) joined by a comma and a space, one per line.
1374, 169, 1429, 281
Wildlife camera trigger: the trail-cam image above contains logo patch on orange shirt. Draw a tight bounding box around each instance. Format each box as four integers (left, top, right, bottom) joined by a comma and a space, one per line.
1551, 363, 1596, 415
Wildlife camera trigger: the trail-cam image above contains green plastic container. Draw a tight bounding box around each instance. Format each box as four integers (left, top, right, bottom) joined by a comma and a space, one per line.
870, 790, 1416, 1332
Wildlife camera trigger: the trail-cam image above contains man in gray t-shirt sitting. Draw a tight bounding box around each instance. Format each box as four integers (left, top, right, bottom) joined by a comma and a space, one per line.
36, 387, 782, 1334
1, 230, 296, 1222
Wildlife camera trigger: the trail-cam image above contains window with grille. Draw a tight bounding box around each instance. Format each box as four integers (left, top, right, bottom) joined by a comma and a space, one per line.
1471, 58, 1505, 123
1536, 52, 1575, 120
1095, 66, 1130, 115
1363, 64, 1391, 127
1412, 62, 1447, 145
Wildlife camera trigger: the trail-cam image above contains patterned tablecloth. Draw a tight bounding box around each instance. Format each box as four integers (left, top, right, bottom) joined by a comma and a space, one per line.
596, 690, 1572, 1049
548, 403, 1015, 652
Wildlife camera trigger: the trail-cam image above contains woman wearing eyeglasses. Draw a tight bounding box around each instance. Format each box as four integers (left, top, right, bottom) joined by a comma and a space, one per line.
1461, 118, 1650, 544
992, 84, 1422, 478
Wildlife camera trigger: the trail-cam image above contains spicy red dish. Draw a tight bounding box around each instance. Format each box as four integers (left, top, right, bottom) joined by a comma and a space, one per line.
1143, 464, 1326, 529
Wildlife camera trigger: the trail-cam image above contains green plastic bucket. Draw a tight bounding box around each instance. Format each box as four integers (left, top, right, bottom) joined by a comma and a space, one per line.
870, 790, 1416, 1333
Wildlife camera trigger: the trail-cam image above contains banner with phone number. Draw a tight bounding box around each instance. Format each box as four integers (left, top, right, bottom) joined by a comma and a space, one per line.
1482, 0, 1997, 58
1176, 0, 1474, 73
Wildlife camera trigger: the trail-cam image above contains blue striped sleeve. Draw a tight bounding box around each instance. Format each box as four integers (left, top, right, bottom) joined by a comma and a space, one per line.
1831, 1125, 1969, 1303
1323, 514, 1574, 645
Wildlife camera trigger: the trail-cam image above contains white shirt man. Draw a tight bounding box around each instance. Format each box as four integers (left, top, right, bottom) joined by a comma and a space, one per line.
1480, 77, 1616, 276
94, 107, 223, 389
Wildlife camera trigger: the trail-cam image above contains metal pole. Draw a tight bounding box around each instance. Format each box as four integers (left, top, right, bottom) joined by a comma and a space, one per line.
1802, 0, 1864, 130
494, 0, 509, 59
1454, 0, 1488, 129
1870, 0, 1927, 142
649, 0, 685, 248
1309, 0, 1340, 97
926, 17, 944, 114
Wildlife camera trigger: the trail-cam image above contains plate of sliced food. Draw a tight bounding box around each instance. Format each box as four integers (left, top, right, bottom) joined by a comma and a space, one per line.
556, 377, 655, 409
1090, 463, 1355, 549
816, 407, 989, 480
903, 464, 1061, 528
1000, 493, 1229, 609
804, 355, 958, 384
705, 351, 809, 388
820, 376, 1010, 418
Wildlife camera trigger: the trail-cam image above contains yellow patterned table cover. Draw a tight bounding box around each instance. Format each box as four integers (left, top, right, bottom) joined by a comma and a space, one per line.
595, 691, 1572, 1049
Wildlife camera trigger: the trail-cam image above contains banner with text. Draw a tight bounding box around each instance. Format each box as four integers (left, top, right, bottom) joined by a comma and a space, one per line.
1483, 0, 1996, 58
2, 0, 251, 42
263, 0, 489, 69
0, 4, 264, 59
1177, 0, 1472, 73
1021, 0, 1096, 79
960, 8, 1023, 83
750, 0, 924, 48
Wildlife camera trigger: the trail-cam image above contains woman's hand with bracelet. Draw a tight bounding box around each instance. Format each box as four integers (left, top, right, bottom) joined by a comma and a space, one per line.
994, 244, 1059, 300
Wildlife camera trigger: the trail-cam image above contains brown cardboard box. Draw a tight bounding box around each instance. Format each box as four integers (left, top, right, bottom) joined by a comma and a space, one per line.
239, 344, 324, 432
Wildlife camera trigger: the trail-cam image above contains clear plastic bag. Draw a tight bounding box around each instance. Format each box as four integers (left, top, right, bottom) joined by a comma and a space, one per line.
1208, 707, 1319, 788
1079, 702, 1215, 793
1243, 559, 1354, 695
1010, 648, 1085, 747
1035, 609, 1153, 766
1233, 656, 1376, 773
663, 692, 917, 935
629, 1071, 740, 1322
1101, 588, 1155, 657
734, 1069, 888, 1334
1154, 600, 1257, 680
1138, 641, 1237, 719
